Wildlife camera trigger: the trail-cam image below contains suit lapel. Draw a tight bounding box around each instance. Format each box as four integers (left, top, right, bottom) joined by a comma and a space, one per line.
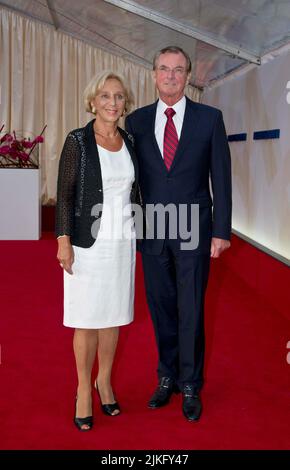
169, 97, 201, 173
148, 97, 201, 173
119, 127, 138, 184
149, 101, 169, 174
84, 120, 138, 182
84, 119, 102, 178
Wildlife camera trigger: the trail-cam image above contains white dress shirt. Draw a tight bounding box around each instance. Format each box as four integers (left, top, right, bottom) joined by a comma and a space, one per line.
154, 95, 186, 158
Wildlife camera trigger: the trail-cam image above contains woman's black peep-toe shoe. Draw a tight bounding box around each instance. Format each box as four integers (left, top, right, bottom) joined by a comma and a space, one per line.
74, 398, 93, 431
94, 381, 121, 416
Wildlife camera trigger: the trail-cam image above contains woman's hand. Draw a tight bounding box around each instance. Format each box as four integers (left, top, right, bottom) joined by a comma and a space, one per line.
57, 236, 74, 274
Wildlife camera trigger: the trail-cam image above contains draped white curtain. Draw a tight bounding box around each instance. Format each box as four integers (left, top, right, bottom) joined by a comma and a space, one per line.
0, 7, 201, 204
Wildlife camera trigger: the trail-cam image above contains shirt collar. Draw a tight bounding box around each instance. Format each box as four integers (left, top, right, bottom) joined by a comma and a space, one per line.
157, 95, 186, 118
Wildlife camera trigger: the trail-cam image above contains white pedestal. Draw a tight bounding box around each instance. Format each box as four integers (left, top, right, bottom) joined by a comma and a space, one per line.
0, 169, 41, 240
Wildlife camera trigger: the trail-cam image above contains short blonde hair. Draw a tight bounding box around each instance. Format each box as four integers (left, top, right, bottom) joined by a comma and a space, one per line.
84, 71, 134, 115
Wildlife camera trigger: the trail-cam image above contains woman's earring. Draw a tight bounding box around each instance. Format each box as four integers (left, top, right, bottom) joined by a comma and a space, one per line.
91, 105, 96, 114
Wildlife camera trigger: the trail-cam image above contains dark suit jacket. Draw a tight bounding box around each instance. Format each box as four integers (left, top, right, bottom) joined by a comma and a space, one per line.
125, 97, 232, 255
55, 119, 139, 248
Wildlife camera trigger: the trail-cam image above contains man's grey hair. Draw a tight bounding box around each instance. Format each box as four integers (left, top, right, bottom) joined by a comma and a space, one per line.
153, 46, 192, 73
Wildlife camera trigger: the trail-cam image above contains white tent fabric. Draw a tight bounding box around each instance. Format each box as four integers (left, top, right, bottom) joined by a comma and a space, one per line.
2, 1, 290, 205
2, 0, 290, 88
0, 7, 200, 203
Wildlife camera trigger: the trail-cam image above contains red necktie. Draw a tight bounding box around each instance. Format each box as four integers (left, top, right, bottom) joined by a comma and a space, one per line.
163, 108, 178, 170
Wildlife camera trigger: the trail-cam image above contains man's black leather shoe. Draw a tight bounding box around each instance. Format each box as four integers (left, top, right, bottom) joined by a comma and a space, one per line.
148, 377, 177, 408
182, 384, 202, 421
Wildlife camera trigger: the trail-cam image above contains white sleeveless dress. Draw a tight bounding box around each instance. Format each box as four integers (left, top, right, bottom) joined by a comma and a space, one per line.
63, 142, 136, 329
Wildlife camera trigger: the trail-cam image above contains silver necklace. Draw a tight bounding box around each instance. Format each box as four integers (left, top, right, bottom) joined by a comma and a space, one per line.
94, 129, 119, 138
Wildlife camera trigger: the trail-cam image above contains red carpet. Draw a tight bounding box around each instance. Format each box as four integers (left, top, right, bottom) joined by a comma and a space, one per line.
0, 233, 289, 449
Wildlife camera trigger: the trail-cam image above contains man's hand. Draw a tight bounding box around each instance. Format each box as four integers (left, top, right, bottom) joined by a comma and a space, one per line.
57, 236, 74, 274
210, 237, 230, 258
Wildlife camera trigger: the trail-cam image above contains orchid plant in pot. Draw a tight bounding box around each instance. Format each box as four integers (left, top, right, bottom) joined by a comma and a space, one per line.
0, 124, 47, 168
0, 124, 47, 240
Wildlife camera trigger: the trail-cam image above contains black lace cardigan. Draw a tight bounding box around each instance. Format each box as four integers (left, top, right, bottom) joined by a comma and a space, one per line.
55, 119, 139, 248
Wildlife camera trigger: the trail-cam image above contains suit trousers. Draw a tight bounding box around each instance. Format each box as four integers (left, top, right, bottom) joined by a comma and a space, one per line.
141, 237, 210, 392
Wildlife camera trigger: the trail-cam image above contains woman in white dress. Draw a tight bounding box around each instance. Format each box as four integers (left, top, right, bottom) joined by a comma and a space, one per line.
55, 71, 139, 431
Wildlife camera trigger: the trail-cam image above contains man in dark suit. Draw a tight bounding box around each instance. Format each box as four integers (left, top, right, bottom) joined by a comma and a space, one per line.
126, 46, 231, 421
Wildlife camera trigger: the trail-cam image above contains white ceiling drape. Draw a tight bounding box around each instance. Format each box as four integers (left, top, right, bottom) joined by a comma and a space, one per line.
0, 7, 202, 204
